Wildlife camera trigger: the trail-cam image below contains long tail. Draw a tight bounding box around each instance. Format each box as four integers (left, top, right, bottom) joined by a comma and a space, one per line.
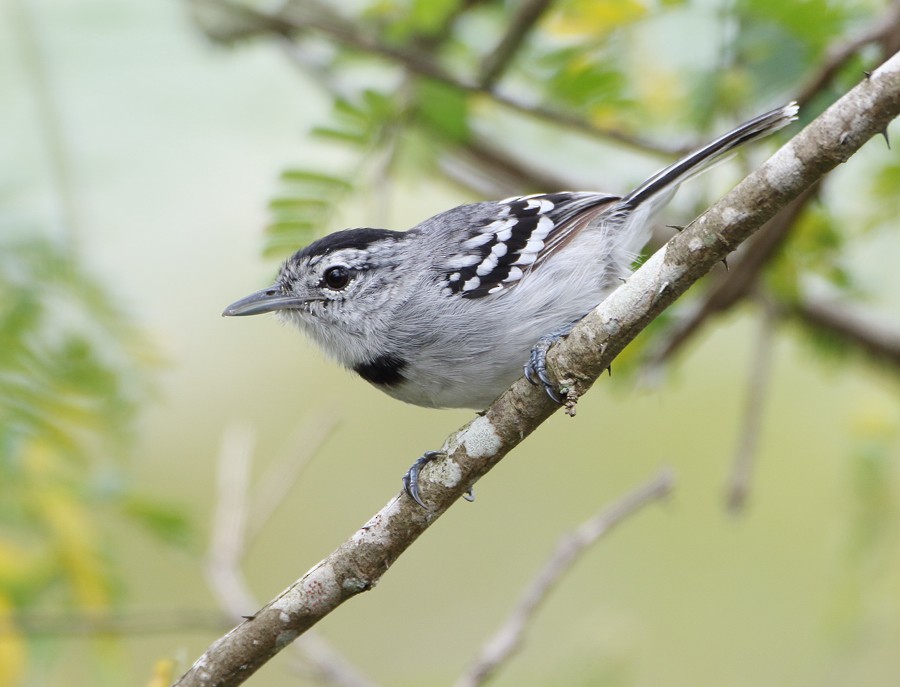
620, 102, 799, 211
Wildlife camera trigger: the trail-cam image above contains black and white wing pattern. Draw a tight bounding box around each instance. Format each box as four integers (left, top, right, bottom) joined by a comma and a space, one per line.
441, 192, 619, 299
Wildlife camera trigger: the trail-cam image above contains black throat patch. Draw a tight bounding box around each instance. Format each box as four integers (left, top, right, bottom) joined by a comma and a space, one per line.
353, 353, 408, 387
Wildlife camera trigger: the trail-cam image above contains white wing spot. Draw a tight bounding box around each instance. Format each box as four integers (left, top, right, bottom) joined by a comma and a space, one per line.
463, 233, 493, 249
505, 266, 523, 282
447, 254, 481, 269
476, 254, 499, 276
513, 252, 537, 266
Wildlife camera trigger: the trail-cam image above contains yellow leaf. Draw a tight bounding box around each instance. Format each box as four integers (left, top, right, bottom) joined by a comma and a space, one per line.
549, 0, 647, 36
0, 594, 26, 687
0, 540, 48, 588
144, 658, 176, 687
32, 486, 110, 610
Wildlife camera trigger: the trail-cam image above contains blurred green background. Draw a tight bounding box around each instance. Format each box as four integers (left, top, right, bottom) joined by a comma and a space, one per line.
2, 0, 900, 686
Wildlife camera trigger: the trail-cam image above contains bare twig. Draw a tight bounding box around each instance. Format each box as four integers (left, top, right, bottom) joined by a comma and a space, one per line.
783, 294, 900, 370
455, 469, 675, 687
796, 0, 900, 108
173, 52, 900, 687
438, 136, 575, 199
10, 0, 81, 245
188, 0, 683, 156
725, 307, 777, 513
246, 413, 340, 543
479, 0, 556, 88
644, 183, 819, 371
206, 423, 376, 687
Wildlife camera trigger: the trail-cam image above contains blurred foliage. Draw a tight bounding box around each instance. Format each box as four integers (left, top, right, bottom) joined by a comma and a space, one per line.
0, 237, 190, 683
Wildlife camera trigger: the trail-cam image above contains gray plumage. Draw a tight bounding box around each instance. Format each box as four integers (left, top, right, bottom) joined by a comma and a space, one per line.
225, 104, 798, 410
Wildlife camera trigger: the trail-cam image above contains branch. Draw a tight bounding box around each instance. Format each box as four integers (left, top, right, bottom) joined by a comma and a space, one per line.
783, 294, 900, 370
205, 421, 376, 687
478, 0, 556, 88
644, 182, 818, 370
725, 307, 777, 513
188, 0, 683, 156
455, 469, 674, 687
174, 53, 900, 687
796, 0, 900, 108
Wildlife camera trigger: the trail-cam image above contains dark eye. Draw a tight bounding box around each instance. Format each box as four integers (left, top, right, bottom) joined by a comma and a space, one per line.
322, 265, 351, 290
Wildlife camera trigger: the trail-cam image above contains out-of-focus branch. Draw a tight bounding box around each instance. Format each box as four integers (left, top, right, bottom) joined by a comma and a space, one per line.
454, 469, 674, 687
725, 308, 777, 513
479, 0, 556, 88
173, 52, 900, 687
438, 136, 574, 199
796, 0, 900, 108
780, 295, 900, 370
644, 183, 819, 370
206, 420, 376, 687
187, 0, 683, 156
10, 0, 81, 245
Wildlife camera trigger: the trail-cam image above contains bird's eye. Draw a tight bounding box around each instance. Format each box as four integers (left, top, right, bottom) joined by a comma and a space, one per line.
322, 265, 351, 290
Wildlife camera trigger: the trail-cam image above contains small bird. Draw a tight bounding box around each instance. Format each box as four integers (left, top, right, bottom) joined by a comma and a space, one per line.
225, 103, 797, 505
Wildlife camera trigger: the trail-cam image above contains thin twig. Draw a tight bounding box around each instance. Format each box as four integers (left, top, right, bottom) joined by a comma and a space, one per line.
644, 183, 819, 371
438, 136, 575, 199
189, 0, 683, 156
725, 307, 777, 513
246, 412, 340, 543
784, 294, 900, 370
796, 0, 900, 108
10, 0, 81, 245
479, 0, 556, 88
454, 469, 675, 687
206, 423, 377, 687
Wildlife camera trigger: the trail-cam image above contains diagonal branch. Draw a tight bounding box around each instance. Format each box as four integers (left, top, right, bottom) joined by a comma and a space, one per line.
173, 52, 900, 687
479, 0, 556, 88
796, 0, 900, 108
187, 0, 684, 156
782, 294, 900, 370
455, 469, 674, 687
725, 307, 777, 513
644, 182, 819, 369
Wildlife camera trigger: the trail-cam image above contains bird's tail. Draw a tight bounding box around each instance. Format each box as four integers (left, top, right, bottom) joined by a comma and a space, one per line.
620, 102, 799, 211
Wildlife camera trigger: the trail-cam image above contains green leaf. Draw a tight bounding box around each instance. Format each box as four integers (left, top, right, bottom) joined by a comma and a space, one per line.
414, 79, 469, 143
122, 495, 193, 548
279, 170, 354, 190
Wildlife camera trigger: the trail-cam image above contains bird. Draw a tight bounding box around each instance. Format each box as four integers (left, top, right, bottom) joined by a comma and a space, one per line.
224, 103, 798, 505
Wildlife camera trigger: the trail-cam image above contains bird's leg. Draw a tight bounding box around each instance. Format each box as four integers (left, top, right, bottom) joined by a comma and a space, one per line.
523, 317, 584, 403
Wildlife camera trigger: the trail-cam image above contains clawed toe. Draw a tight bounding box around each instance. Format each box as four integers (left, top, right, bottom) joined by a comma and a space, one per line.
402, 450, 444, 508
524, 338, 563, 404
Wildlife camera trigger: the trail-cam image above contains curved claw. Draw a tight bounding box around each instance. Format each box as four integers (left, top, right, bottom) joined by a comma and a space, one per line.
525, 339, 563, 404
402, 450, 444, 509
523, 362, 537, 386
523, 318, 586, 404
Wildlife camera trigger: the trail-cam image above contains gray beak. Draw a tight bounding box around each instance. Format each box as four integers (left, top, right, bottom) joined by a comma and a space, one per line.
223, 286, 306, 317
